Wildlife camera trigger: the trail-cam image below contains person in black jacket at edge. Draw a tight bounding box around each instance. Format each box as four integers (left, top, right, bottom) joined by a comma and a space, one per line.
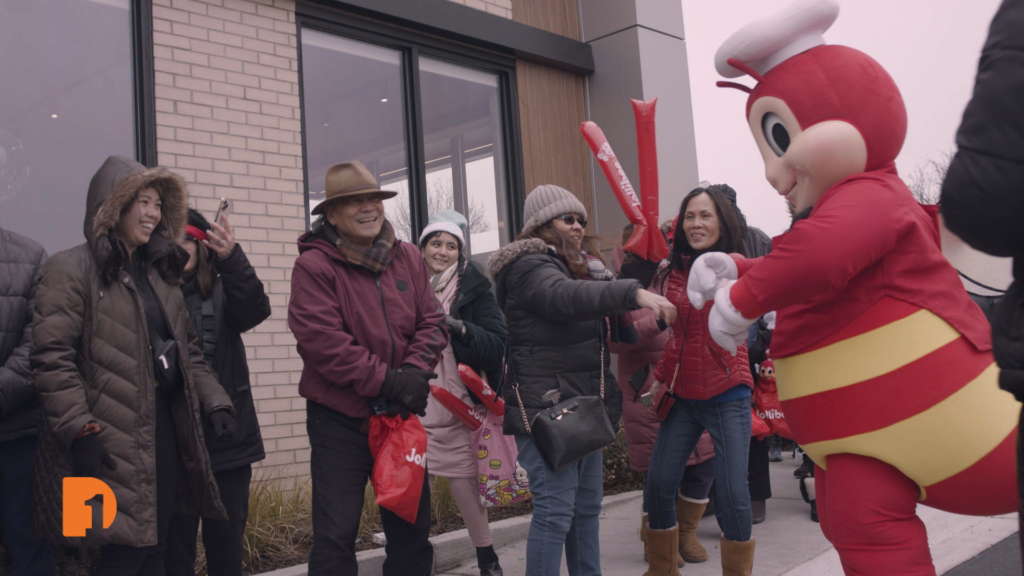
940, 0, 1024, 563
0, 228, 54, 576
166, 209, 271, 576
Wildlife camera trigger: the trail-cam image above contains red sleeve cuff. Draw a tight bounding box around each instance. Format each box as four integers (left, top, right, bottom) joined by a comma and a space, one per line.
731, 255, 763, 277
730, 279, 768, 320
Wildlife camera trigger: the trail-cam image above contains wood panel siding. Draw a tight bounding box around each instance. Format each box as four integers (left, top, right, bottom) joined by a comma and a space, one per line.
511, 0, 593, 220
512, 0, 580, 40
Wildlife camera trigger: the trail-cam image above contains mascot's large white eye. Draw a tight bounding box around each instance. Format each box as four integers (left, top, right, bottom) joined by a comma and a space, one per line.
762, 112, 791, 157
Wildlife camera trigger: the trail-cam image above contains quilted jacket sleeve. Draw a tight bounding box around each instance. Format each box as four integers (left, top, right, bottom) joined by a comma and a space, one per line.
509, 254, 641, 323
30, 252, 96, 448
0, 243, 46, 417
941, 0, 1024, 258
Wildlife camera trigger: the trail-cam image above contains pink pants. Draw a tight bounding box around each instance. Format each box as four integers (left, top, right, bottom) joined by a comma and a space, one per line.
816, 454, 936, 576
433, 476, 492, 547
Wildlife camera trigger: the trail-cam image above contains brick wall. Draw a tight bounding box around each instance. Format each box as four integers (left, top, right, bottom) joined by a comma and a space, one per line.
447, 0, 513, 19
152, 0, 308, 485
152, 0, 515, 486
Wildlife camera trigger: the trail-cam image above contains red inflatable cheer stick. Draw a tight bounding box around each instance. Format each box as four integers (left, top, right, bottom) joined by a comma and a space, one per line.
632, 98, 669, 261
458, 364, 505, 416
430, 385, 484, 431
580, 121, 652, 257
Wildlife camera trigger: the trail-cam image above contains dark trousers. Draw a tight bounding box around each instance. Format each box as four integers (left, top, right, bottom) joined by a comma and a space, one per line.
748, 435, 772, 501
165, 465, 253, 576
96, 390, 179, 576
0, 435, 56, 576
306, 401, 432, 576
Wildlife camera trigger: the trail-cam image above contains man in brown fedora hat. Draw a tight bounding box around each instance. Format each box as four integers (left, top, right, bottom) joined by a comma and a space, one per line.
289, 160, 447, 576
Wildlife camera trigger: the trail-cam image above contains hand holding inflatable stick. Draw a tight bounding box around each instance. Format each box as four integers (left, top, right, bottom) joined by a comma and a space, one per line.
580, 101, 668, 261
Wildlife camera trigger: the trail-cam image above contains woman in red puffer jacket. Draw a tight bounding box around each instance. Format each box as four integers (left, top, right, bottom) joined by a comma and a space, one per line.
611, 229, 715, 567
643, 185, 755, 576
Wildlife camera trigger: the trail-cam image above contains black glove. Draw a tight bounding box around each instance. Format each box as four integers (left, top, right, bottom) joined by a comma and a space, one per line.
72, 433, 117, 478
381, 365, 435, 416
209, 410, 236, 441
386, 401, 412, 420
446, 316, 465, 338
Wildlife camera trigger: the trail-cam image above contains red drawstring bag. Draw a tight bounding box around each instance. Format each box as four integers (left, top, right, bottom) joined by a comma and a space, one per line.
753, 359, 794, 440
368, 414, 428, 524
751, 408, 770, 438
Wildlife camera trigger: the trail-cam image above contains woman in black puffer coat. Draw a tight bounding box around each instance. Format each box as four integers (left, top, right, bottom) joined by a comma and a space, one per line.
166, 209, 271, 576
486, 184, 675, 576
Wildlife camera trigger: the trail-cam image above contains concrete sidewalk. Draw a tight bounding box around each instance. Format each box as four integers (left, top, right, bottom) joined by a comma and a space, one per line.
437, 456, 1018, 575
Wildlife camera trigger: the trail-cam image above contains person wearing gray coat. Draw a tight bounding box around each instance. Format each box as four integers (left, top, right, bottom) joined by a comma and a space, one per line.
0, 227, 54, 576
31, 156, 234, 576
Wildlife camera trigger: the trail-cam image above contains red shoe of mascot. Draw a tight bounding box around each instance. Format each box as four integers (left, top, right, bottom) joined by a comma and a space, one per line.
688, 1, 1019, 574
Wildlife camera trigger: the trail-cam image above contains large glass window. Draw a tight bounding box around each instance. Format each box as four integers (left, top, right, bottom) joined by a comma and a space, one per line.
0, 0, 137, 254
299, 22, 519, 257
300, 30, 413, 241
419, 57, 508, 255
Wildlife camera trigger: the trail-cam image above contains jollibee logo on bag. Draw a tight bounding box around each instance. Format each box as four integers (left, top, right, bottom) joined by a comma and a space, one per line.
63, 478, 117, 536
757, 408, 785, 420
406, 447, 428, 468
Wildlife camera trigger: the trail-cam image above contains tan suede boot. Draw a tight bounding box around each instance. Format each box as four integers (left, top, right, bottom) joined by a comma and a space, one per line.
721, 536, 755, 576
641, 514, 684, 566
642, 527, 682, 576
675, 496, 709, 563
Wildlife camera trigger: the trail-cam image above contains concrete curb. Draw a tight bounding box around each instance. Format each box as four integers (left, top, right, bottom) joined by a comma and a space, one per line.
255, 490, 643, 576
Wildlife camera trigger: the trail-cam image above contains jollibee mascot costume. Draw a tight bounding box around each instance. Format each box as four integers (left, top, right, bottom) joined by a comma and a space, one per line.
686, 0, 1019, 574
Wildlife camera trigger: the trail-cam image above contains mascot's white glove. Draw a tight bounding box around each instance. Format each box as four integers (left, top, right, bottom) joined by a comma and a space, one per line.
764, 311, 777, 331
709, 280, 757, 355
688, 252, 738, 310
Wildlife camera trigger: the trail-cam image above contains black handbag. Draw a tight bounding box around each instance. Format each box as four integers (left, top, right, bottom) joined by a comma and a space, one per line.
512, 343, 616, 471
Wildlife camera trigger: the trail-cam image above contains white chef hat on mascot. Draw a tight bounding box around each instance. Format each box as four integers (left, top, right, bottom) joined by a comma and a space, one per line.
715, 0, 840, 79
713, 0, 907, 172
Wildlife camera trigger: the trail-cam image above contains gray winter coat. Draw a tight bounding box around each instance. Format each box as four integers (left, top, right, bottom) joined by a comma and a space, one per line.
30, 156, 232, 547
0, 228, 47, 441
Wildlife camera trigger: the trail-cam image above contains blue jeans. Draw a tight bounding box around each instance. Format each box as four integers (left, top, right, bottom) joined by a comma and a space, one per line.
516, 435, 603, 576
645, 397, 752, 542
641, 457, 716, 513
0, 435, 56, 576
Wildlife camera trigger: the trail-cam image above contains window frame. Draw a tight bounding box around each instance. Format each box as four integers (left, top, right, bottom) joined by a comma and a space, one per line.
133, 0, 158, 167
295, 9, 525, 243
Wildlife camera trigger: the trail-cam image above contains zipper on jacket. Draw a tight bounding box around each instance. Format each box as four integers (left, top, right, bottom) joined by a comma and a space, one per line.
374, 275, 397, 367
707, 342, 731, 378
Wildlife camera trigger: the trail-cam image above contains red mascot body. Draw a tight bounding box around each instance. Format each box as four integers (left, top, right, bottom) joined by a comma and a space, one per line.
687, 1, 1019, 574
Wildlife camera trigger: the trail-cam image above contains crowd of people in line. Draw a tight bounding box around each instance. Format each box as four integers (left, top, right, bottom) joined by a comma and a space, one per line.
1, 4, 1022, 572
0, 152, 805, 576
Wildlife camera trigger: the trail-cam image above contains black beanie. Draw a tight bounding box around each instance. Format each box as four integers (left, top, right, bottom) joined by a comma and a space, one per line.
188, 208, 211, 231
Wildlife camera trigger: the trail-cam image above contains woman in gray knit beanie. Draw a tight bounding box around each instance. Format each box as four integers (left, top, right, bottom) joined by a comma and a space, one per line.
485, 184, 676, 576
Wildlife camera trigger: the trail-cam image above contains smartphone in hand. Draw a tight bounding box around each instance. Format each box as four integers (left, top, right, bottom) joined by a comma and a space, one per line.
213, 198, 229, 225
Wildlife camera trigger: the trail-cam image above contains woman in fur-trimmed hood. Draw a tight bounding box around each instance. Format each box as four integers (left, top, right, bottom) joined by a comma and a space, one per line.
485, 184, 676, 576
30, 156, 234, 573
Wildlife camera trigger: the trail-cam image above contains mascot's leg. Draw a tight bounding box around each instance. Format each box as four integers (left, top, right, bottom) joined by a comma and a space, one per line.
814, 464, 832, 542
820, 454, 935, 576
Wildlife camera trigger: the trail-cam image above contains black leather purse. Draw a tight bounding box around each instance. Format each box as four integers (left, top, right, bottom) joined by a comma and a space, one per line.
511, 343, 616, 471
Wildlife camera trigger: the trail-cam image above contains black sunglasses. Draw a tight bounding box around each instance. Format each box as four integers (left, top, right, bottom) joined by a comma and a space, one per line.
558, 214, 587, 228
